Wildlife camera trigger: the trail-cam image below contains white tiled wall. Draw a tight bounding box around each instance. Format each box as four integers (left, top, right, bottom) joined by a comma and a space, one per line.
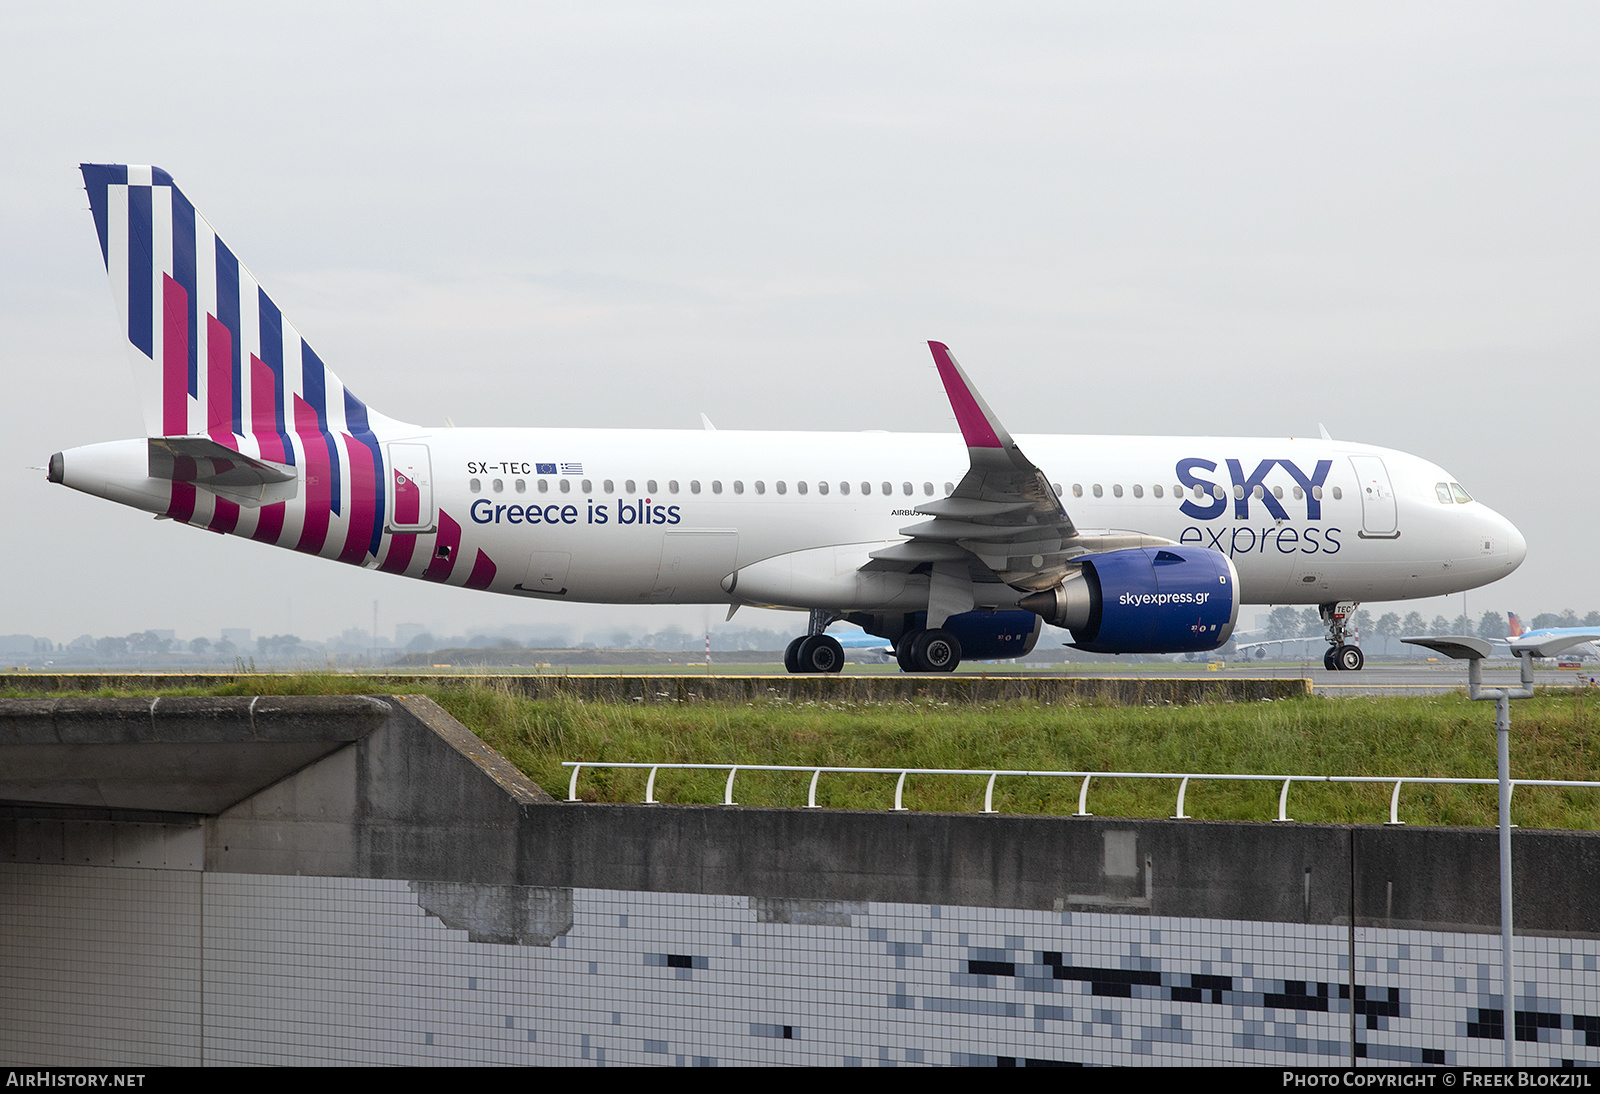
4, 863, 1597, 1066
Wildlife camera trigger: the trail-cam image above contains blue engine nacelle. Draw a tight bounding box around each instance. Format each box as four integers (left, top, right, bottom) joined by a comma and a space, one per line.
1018, 546, 1239, 654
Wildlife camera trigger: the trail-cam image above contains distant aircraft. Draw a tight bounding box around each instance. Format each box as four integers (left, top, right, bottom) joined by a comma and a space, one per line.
1231, 637, 1327, 661
1502, 613, 1599, 660
49, 165, 1527, 673
817, 628, 895, 666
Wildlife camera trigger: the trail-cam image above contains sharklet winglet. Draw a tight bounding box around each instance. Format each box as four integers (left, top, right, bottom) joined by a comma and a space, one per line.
928, 341, 1008, 451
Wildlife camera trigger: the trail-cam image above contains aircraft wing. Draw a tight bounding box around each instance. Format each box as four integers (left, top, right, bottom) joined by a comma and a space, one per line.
868, 342, 1173, 593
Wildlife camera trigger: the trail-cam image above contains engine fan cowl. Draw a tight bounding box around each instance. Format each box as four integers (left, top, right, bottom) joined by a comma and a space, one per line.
1020, 546, 1239, 654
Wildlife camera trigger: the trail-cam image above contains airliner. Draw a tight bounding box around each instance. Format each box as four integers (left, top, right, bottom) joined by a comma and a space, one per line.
47, 165, 1527, 673
1502, 613, 1598, 661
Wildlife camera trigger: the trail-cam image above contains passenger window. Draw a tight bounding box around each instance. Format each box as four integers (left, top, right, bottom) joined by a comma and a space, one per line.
944, 482, 954, 494
515, 479, 526, 493
646, 480, 657, 494
537, 479, 549, 493
1331, 487, 1342, 500
1092, 484, 1103, 498
835, 481, 845, 495
601, 479, 613, 494
1252, 485, 1263, 499
1132, 484, 1143, 498
711, 481, 722, 494
800, 481, 810, 495
581, 479, 592, 493
902, 482, 913, 495
1052, 483, 1062, 496
923, 482, 934, 495
776, 481, 786, 495
1212, 485, 1225, 500
1293, 486, 1303, 500
1312, 486, 1323, 501
1231, 485, 1243, 500
860, 482, 870, 495
1272, 486, 1283, 499
625, 479, 636, 493
1173, 484, 1182, 498
1112, 484, 1123, 498
1153, 485, 1163, 498
1072, 484, 1083, 498
690, 481, 701, 494
1451, 483, 1472, 503
559, 479, 570, 493
753, 481, 763, 495
668, 480, 679, 494
492, 479, 504, 493
1193, 485, 1205, 500
732, 481, 743, 494
882, 482, 892, 495
470, 478, 482, 494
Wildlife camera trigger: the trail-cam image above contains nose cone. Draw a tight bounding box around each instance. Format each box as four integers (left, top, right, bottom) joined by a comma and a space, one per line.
1481, 504, 1526, 575
1505, 516, 1528, 571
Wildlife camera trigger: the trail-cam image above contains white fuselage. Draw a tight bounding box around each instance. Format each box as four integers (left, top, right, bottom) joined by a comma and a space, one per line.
58, 425, 1519, 614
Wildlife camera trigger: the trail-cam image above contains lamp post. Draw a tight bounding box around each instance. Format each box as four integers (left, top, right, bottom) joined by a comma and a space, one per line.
1401, 632, 1599, 1065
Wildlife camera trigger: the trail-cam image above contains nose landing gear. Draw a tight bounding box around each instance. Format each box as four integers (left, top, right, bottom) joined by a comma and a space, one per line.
1320, 601, 1364, 671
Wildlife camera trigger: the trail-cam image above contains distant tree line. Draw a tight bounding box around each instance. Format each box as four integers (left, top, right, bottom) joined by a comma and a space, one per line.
1258, 608, 1600, 642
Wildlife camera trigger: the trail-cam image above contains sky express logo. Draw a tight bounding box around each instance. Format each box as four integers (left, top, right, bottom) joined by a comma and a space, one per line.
1175, 457, 1342, 557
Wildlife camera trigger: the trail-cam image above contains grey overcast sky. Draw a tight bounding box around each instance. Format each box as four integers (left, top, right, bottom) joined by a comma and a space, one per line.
2, 2, 1596, 644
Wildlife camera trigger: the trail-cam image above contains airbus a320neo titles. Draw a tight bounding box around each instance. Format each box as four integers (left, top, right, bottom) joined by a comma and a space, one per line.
49, 165, 1527, 672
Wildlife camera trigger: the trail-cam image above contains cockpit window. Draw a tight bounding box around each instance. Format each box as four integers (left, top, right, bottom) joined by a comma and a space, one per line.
1436, 483, 1453, 504
1450, 482, 1472, 503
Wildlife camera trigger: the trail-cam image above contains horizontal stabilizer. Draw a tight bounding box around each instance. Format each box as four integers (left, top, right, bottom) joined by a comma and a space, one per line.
148, 437, 297, 508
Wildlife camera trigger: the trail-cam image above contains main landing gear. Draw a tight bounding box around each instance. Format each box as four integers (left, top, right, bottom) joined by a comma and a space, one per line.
784, 609, 844, 674
894, 627, 962, 674
1320, 601, 1364, 671
784, 633, 844, 674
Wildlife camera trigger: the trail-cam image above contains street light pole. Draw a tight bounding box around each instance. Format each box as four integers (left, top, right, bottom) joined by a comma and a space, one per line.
1469, 650, 1534, 1066
1403, 632, 1599, 1067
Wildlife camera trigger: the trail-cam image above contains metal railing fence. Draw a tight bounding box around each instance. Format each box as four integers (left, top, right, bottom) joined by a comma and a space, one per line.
560, 761, 1600, 824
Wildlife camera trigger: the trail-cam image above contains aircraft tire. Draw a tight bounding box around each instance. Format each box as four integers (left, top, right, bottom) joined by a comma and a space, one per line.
783, 636, 806, 674
797, 635, 845, 674
895, 631, 921, 673
1323, 647, 1341, 671
911, 628, 962, 673
1337, 644, 1364, 672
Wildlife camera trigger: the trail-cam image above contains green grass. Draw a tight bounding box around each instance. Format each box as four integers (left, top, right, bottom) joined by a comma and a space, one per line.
6, 674, 1599, 827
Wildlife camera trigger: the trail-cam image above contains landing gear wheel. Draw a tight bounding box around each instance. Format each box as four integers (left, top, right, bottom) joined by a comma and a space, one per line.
895, 631, 921, 673
1336, 644, 1364, 672
783, 636, 806, 674
911, 628, 962, 673
1324, 647, 1340, 671
796, 635, 845, 674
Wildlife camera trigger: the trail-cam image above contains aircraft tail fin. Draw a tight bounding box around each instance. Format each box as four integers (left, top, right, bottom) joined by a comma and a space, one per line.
1508, 611, 1524, 637
79, 164, 395, 450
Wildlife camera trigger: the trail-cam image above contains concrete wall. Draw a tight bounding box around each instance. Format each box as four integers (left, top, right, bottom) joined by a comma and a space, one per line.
2, 672, 1310, 704
4, 695, 1599, 1066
